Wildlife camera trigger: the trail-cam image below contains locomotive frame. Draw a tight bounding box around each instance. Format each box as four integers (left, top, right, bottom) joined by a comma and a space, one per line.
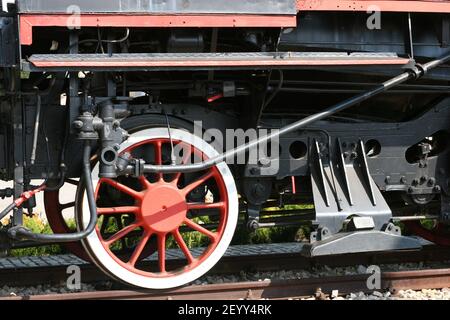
0, 0, 450, 289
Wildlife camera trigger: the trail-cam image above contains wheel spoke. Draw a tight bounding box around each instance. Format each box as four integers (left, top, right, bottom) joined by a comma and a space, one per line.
97, 206, 140, 215
60, 201, 75, 210
105, 222, 141, 246
184, 218, 218, 242
182, 170, 215, 196
157, 234, 166, 273
65, 178, 79, 186
173, 145, 193, 183
154, 141, 163, 182
173, 229, 195, 264
128, 231, 151, 266
187, 202, 226, 211
101, 178, 143, 200
139, 175, 152, 189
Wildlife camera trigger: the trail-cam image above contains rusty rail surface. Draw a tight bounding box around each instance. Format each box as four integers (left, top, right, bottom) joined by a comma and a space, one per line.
3, 268, 450, 300
0, 244, 450, 288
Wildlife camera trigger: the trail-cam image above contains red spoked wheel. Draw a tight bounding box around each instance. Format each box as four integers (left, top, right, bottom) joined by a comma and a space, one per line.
44, 179, 90, 260
44, 180, 156, 262
77, 128, 238, 289
404, 220, 450, 246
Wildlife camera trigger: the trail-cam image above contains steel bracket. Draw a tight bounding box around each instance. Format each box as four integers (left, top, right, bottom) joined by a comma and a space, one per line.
301, 229, 422, 257
310, 138, 392, 235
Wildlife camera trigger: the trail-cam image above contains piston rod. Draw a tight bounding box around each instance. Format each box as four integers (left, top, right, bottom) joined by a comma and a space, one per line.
125, 53, 450, 175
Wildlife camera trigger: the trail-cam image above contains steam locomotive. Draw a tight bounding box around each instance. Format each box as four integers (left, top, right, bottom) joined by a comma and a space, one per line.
0, 0, 450, 289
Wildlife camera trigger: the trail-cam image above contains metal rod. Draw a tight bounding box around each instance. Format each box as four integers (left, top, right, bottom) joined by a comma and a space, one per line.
271, 87, 450, 94
407, 12, 414, 59
130, 52, 450, 174
392, 215, 439, 222
8, 142, 98, 243
269, 80, 450, 90
30, 94, 41, 165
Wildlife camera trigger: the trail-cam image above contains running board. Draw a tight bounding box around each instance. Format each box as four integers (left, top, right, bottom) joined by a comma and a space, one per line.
24, 52, 411, 72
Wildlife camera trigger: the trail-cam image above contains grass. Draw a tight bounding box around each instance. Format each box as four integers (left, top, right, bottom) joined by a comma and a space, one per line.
4, 209, 307, 257
9, 204, 428, 258
7, 216, 63, 257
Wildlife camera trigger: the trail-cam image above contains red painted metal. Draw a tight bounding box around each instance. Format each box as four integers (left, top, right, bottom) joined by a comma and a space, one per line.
291, 176, 297, 195
95, 138, 229, 276
19, 14, 297, 45
404, 221, 450, 246
30, 57, 410, 68
296, 0, 450, 13
44, 190, 91, 261
207, 93, 224, 103
14, 185, 46, 207
44, 181, 156, 262
19, 2, 450, 45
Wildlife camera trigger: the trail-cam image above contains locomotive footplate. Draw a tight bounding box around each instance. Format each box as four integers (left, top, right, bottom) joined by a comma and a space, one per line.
306, 138, 422, 256
17, 0, 297, 15
24, 52, 411, 72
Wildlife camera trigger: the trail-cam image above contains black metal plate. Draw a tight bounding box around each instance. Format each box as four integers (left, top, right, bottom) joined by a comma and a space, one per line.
0, 16, 16, 67
18, 0, 296, 15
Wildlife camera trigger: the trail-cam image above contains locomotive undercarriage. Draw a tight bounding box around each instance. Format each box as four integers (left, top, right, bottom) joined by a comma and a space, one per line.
1, 3, 450, 288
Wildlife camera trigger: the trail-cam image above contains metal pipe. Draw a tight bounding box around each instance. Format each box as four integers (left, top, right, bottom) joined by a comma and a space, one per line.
392, 215, 440, 222
130, 53, 450, 175
269, 80, 450, 90
8, 142, 98, 243
271, 87, 450, 94
30, 94, 41, 165
0, 202, 18, 221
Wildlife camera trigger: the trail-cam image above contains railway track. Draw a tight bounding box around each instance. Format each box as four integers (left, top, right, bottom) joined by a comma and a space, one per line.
0, 241, 450, 288
3, 268, 450, 300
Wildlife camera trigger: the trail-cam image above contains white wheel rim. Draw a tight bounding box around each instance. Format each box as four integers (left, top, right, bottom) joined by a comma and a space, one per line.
78, 128, 239, 289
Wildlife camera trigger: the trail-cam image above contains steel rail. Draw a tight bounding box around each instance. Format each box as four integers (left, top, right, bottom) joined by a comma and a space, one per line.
1, 244, 449, 288
4, 267, 450, 300
126, 52, 450, 174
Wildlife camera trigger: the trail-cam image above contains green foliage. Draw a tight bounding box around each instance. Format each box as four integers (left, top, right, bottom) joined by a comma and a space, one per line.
419, 219, 436, 229
9, 216, 63, 257
167, 216, 211, 249
7, 205, 312, 256
231, 224, 310, 245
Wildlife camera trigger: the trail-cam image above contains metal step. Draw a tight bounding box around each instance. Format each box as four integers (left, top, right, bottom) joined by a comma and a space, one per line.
25, 52, 411, 72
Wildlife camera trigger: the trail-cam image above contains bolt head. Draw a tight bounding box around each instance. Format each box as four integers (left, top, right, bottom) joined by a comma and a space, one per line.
73, 120, 83, 129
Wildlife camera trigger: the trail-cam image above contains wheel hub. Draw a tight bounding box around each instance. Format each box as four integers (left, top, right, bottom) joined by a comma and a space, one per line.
140, 183, 188, 233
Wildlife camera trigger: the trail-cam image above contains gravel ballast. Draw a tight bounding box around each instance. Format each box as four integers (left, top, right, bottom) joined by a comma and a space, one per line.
1, 260, 449, 299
